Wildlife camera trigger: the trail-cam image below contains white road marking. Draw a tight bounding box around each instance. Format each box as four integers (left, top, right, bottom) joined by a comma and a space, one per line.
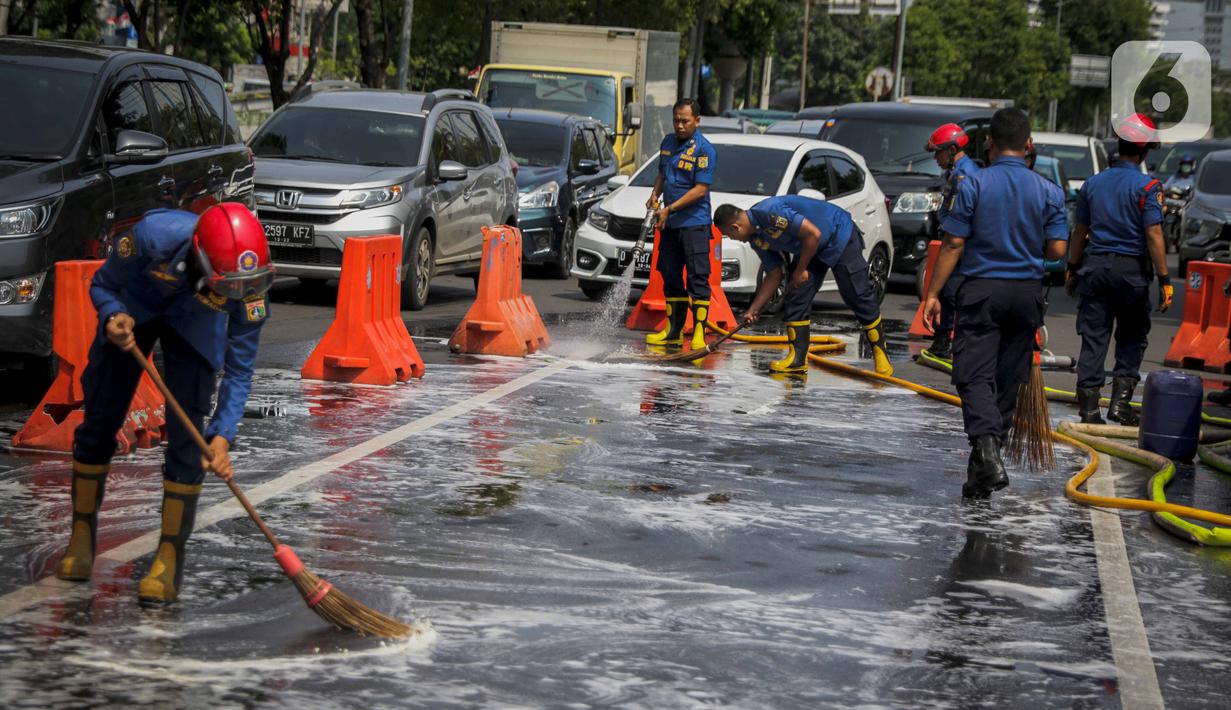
0, 355, 587, 620
1087, 454, 1165, 709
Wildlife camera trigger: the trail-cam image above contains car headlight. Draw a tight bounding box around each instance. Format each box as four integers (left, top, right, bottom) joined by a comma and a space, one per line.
0, 272, 46, 305
519, 181, 559, 209
0, 199, 57, 238
340, 185, 403, 209
588, 205, 611, 232
893, 192, 943, 214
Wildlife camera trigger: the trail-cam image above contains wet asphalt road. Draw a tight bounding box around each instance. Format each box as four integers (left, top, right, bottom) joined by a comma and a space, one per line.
1, 273, 1229, 708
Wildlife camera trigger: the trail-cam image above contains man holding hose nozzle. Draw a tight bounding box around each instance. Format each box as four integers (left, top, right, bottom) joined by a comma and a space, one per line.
645, 98, 716, 350
1065, 113, 1172, 427
714, 195, 892, 376
923, 108, 1069, 499
55, 204, 273, 604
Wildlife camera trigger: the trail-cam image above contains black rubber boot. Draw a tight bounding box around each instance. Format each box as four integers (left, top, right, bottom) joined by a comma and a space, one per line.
646, 298, 688, 346
1076, 387, 1105, 425
138, 480, 202, 604
1107, 377, 1140, 426
770, 320, 810, 373
962, 435, 1009, 499
928, 331, 952, 360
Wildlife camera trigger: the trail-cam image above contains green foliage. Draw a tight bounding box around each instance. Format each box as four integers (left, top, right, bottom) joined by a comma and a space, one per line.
903, 0, 1067, 114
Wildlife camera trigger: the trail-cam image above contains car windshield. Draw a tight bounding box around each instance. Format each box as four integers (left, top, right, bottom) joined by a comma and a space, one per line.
824, 118, 941, 176
1198, 160, 1231, 195
0, 63, 96, 158
495, 119, 565, 167
1032, 156, 1062, 187
629, 144, 793, 196
1034, 143, 1093, 180
480, 69, 616, 128
1158, 143, 1230, 176
249, 107, 426, 167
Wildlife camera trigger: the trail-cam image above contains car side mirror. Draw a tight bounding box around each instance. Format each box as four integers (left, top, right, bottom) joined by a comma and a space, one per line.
575, 159, 601, 176
606, 174, 630, 191
798, 188, 826, 201
107, 129, 168, 164
437, 160, 468, 182
625, 102, 643, 132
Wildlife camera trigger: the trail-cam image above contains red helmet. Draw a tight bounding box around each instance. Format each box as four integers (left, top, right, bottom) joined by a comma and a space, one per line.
1115, 113, 1160, 149
192, 203, 275, 300
926, 123, 969, 153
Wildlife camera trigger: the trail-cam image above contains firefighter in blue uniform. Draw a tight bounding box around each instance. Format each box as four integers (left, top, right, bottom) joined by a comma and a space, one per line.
645, 98, 717, 350
1066, 113, 1173, 425
924, 123, 982, 360
55, 203, 275, 604
714, 195, 892, 376
923, 108, 1069, 498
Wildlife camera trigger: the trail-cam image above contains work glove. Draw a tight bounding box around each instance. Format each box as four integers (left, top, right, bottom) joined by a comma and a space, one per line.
1158, 274, 1174, 313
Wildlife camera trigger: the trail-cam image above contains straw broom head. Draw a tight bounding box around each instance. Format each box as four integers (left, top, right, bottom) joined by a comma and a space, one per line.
1006, 359, 1055, 470
276, 545, 414, 639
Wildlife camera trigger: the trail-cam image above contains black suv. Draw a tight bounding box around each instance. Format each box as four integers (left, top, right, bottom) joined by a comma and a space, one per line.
492, 108, 618, 278
0, 38, 254, 375
819, 102, 994, 279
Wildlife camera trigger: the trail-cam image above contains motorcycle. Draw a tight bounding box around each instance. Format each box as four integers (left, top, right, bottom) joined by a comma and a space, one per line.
1163, 182, 1192, 253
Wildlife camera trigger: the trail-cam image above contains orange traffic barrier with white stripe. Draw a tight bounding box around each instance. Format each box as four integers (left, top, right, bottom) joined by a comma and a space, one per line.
1165, 262, 1231, 372
909, 240, 942, 338
626, 225, 737, 332
449, 226, 550, 357
13, 260, 165, 453
301, 235, 425, 385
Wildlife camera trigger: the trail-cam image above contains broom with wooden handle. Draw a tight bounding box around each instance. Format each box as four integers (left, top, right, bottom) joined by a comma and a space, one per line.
129, 347, 413, 639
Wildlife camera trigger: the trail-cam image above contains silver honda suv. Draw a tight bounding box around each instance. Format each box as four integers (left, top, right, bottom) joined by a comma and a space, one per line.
249, 88, 518, 309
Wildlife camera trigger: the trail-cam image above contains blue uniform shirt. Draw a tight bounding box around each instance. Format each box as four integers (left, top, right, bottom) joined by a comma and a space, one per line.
942, 156, 1069, 280
658, 131, 716, 229
91, 209, 268, 443
746, 195, 855, 272
1075, 161, 1163, 256
938, 154, 981, 224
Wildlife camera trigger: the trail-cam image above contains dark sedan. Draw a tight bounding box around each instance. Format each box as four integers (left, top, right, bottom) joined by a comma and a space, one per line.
1179, 149, 1231, 275
493, 109, 617, 278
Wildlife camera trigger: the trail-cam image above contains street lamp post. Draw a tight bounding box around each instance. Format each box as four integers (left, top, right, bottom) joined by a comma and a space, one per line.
800, 0, 811, 112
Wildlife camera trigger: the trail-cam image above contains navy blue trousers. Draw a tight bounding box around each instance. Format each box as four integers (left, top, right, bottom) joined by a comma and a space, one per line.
73, 319, 216, 485
937, 273, 964, 333
951, 278, 1045, 441
782, 232, 880, 325
656, 225, 712, 300
1075, 253, 1152, 389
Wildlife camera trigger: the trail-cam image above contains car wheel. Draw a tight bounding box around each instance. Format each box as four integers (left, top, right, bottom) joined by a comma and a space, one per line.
402, 227, 433, 311
755, 266, 786, 315
580, 279, 611, 301
914, 261, 926, 300
868, 245, 891, 304
553, 217, 577, 280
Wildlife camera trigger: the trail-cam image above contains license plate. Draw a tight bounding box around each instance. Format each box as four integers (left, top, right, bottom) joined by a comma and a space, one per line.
263, 222, 314, 247
621, 248, 654, 277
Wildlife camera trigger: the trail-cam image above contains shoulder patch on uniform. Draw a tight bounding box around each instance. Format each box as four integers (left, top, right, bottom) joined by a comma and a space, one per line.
1156, 190, 1165, 206
767, 214, 789, 237
244, 296, 267, 322
698, 155, 709, 169
116, 235, 135, 259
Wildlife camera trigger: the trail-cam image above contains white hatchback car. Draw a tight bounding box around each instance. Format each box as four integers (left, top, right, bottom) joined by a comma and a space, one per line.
1031, 131, 1110, 191
571, 134, 894, 304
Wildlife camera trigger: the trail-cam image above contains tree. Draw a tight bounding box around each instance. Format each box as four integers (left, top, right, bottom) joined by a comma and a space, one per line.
900, 0, 1067, 116
248, 0, 345, 108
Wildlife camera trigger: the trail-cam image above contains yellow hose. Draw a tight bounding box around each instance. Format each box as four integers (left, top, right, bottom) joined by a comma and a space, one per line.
707, 323, 1231, 539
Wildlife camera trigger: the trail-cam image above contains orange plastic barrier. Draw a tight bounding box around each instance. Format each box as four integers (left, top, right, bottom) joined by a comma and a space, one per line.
302, 235, 425, 385
909, 240, 942, 338
626, 225, 738, 333
13, 261, 165, 453
449, 226, 550, 357
1165, 262, 1231, 372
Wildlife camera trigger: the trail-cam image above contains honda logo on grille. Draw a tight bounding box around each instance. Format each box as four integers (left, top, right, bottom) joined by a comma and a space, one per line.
275, 189, 302, 209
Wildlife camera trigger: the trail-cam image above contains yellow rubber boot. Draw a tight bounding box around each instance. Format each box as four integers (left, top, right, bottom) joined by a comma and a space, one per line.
138, 480, 202, 604
55, 461, 109, 582
770, 321, 811, 373
646, 297, 688, 345
861, 316, 894, 376
689, 299, 710, 350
